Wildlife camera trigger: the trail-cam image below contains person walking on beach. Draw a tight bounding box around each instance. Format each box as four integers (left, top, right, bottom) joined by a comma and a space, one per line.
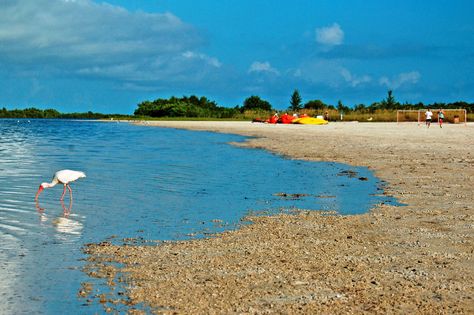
438, 109, 445, 128
425, 109, 433, 128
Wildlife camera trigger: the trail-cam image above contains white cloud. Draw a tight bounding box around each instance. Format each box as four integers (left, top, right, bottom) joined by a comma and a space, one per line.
379, 71, 421, 89
248, 61, 279, 75
0, 0, 221, 86
340, 68, 372, 87
182, 51, 222, 68
315, 23, 344, 46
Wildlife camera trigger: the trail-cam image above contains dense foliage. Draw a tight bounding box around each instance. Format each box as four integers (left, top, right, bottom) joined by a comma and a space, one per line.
134, 95, 239, 118
304, 99, 330, 110
240, 95, 272, 112
0, 107, 115, 119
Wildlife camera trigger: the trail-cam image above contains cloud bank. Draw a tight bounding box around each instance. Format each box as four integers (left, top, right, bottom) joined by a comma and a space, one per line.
0, 0, 220, 87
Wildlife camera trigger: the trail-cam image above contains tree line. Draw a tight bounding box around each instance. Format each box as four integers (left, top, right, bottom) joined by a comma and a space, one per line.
288, 90, 473, 113
0, 107, 127, 119
1, 90, 473, 119
134, 90, 473, 118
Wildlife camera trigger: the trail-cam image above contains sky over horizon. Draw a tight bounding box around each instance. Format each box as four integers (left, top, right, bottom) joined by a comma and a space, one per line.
1, 0, 473, 113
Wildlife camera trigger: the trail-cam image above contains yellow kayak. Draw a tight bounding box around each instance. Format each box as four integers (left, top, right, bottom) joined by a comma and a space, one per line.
292, 117, 328, 125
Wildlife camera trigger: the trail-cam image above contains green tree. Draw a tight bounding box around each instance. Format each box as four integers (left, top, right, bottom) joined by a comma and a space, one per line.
290, 89, 302, 111
386, 90, 395, 108
353, 104, 367, 112
241, 95, 272, 112
380, 90, 399, 109
304, 99, 326, 110
337, 100, 349, 113
44, 109, 61, 118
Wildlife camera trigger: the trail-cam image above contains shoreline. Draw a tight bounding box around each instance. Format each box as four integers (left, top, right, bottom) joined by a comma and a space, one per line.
84, 121, 474, 313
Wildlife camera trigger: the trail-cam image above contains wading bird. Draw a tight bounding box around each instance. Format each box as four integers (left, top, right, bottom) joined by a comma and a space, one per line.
35, 170, 86, 202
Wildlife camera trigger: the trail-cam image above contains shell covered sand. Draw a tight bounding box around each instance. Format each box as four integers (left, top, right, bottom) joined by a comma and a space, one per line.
84, 122, 474, 314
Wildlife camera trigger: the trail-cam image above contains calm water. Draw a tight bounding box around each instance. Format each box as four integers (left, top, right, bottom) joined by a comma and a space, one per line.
0, 119, 396, 314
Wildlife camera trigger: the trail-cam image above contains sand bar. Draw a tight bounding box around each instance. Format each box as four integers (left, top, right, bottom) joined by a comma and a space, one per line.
84, 121, 474, 314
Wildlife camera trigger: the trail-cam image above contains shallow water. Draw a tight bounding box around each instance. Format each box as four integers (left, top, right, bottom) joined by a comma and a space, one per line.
0, 119, 397, 314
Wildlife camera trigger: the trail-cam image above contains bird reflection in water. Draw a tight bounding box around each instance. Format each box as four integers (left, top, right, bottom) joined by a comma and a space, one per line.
52, 215, 83, 235
35, 201, 48, 223
35, 195, 72, 219
35, 199, 83, 235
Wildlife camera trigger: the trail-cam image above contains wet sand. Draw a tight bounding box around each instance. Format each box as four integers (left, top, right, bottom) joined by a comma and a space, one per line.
84, 121, 474, 314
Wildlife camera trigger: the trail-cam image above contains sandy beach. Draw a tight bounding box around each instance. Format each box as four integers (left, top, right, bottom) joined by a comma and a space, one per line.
84, 121, 473, 314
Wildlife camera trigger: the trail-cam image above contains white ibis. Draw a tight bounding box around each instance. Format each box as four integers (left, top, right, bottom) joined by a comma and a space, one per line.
35, 170, 86, 202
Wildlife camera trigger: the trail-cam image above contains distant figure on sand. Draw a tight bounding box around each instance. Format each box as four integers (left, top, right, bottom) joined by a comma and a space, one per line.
438, 109, 445, 128
425, 109, 433, 128
324, 111, 329, 121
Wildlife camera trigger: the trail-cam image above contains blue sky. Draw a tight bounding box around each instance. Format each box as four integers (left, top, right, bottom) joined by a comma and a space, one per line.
1, 0, 473, 113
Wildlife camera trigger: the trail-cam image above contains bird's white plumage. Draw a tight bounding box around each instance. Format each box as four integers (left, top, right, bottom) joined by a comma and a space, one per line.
35, 169, 86, 202
54, 170, 86, 184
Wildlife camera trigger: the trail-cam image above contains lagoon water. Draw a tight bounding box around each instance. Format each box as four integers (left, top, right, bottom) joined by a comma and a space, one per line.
0, 119, 396, 314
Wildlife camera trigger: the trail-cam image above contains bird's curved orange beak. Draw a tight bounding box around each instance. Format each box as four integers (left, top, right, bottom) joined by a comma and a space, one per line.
35, 185, 44, 201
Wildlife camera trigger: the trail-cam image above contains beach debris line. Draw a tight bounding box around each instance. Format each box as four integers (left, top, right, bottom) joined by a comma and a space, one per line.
81, 242, 149, 313
315, 194, 337, 199
336, 169, 369, 181
337, 169, 358, 178
273, 192, 310, 199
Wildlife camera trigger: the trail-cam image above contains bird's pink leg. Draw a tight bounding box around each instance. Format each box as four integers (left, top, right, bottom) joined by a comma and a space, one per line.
35, 200, 44, 213
67, 185, 73, 203
61, 199, 72, 217
60, 185, 67, 201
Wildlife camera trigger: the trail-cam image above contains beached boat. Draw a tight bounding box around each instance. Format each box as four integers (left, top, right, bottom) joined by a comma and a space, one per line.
292, 117, 328, 125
